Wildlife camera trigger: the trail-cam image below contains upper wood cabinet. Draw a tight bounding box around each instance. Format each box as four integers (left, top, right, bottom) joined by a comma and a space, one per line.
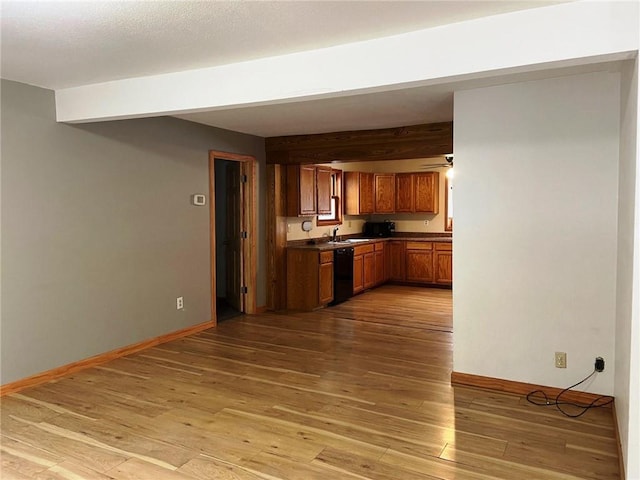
286, 165, 316, 216
345, 172, 375, 215
286, 164, 334, 217
316, 165, 333, 215
345, 170, 438, 216
374, 173, 395, 213
395, 173, 415, 212
414, 172, 439, 213
394, 172, 439, 213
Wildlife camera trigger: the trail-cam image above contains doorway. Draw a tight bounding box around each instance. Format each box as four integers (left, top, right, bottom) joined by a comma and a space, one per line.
209, 151, 257, 325
214, 159, 242, 322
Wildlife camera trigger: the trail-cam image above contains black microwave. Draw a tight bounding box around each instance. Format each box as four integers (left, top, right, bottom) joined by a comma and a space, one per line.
363, 221, 395, 238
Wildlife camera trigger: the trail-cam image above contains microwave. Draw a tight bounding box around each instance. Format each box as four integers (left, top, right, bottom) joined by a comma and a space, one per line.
363, 221, 395, 238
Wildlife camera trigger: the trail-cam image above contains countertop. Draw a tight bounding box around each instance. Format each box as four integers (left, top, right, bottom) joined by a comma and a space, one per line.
288, 235, 452, 251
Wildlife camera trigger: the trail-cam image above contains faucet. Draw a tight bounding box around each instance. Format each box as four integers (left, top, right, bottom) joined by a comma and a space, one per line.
332, 226, 339, 242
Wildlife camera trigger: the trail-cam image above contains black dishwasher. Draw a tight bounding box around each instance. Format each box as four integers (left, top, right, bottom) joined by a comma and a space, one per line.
330, 247, 354, 305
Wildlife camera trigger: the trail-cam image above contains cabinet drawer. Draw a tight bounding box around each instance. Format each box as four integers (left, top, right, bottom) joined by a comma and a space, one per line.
354, 244, 375, 255
435, 242, 452, 251
374, 242, 385, 252
406, 241, 433, 250
320, 251, 334, 264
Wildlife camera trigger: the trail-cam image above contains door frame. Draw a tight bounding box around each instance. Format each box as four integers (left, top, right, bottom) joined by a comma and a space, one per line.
209, 150, 257, 325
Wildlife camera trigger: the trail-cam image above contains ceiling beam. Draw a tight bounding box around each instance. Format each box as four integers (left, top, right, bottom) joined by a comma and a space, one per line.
265, 122, 452, 165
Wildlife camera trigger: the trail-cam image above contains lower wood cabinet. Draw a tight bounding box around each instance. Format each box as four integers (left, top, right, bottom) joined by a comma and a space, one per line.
434, 242, 453, 285
405, 242, 434, 284
388, 241, 406, 282
388, 240, 452, 287
353, 254, 364, 294
353, 244, 375, 294
374, 242, 385, 286
287, 249, 334, 310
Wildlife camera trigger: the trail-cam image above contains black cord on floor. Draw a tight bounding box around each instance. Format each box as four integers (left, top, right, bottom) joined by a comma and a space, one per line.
526, 369, 614, 418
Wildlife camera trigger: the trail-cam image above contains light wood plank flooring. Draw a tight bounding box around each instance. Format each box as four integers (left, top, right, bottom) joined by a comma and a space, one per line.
1, 286, 619, 479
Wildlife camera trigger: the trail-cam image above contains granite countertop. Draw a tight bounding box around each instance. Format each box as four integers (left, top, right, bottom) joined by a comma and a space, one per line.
288, 235, 452, 250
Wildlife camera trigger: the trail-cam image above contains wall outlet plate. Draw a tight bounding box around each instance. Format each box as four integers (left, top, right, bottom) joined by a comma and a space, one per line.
191, 194, 206, 206
555, 352, 567, 368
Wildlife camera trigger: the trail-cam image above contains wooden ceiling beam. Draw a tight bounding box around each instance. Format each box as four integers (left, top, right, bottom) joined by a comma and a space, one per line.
265, 122, 452, 165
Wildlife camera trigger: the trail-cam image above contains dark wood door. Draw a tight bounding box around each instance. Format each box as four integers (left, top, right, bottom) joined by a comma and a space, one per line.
374, 250, 385, 286
434, 243, 453, 285
298, 165, 317, 215
319, 261, 334, 304
225, 163, 243, 312
360, 173, 375, 214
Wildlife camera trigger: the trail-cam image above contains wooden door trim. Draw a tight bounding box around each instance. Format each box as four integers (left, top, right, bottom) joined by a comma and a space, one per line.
209, 150, 258, 325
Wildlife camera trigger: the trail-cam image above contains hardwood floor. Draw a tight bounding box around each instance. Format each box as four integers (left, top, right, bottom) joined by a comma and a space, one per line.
1, 286, 619, 479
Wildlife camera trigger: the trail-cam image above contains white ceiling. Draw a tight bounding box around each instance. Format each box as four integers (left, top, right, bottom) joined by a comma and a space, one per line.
1, 0, 571, 137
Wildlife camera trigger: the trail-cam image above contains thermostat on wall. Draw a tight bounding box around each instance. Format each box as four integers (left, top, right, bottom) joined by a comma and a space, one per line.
191, 194, 206, 206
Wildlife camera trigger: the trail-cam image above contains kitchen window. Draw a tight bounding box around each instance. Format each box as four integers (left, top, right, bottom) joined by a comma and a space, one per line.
317, 169, 342, 226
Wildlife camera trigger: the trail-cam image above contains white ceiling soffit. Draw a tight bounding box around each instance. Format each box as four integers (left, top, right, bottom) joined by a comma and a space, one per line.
1, 0, 566, 90
176, 61, 628, 137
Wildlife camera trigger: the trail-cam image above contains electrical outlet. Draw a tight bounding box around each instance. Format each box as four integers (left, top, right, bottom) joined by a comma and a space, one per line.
348, 221, 352, 227
287, 224, 291, 233
176, 296, 184, 310
595, 357, 605, 372
555, 352, 567, 368
424, 220, 430, 226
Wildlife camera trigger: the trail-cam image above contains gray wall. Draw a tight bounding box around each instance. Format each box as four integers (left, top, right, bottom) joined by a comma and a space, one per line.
1, 80, 266, 384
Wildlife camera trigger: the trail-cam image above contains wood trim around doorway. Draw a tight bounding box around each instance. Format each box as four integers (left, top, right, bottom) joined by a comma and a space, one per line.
208, 151, 258, 324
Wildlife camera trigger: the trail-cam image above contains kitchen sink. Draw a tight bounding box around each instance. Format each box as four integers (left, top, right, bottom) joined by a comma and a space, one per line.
344, 239, 371, 243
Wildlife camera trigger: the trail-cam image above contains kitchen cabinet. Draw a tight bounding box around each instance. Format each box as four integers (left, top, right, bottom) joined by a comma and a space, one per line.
287, 249, 334, 310
414, 172, 439, 213
395, 173, 415, 212
374, 242, 385, 286
388, 241, 406, 282
286, 164, 333, 217
433, 242, 453, 285
345, 172, 375, 215
316, 165, 333, 215
394, 172, 439, 214
353, 244, 375, 294
375, 173, 395, 213
353, 253, 364, 294
363, 251, 375, 289
405, 242, 434, 284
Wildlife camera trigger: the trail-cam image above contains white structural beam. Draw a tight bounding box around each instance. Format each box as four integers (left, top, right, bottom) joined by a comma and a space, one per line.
56, 1, 639, 123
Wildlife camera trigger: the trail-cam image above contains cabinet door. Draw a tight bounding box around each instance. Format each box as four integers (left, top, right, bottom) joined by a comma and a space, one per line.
360, 172, 375, 214
414, 172, 439, 214
319, 261, 334, 304
395, 173, 415, 212
287, 165, 317, 216
388, 241, 405, 281
316, 165, 333, 215
433, 243, 452, 285
344, 172, 374, 215
298, 165, 317, 215
353, 254, 364, 294
374, 250, 385, 286
405, 242, 434, 284
363, 252, 375, 289
375, 173, 395, 213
